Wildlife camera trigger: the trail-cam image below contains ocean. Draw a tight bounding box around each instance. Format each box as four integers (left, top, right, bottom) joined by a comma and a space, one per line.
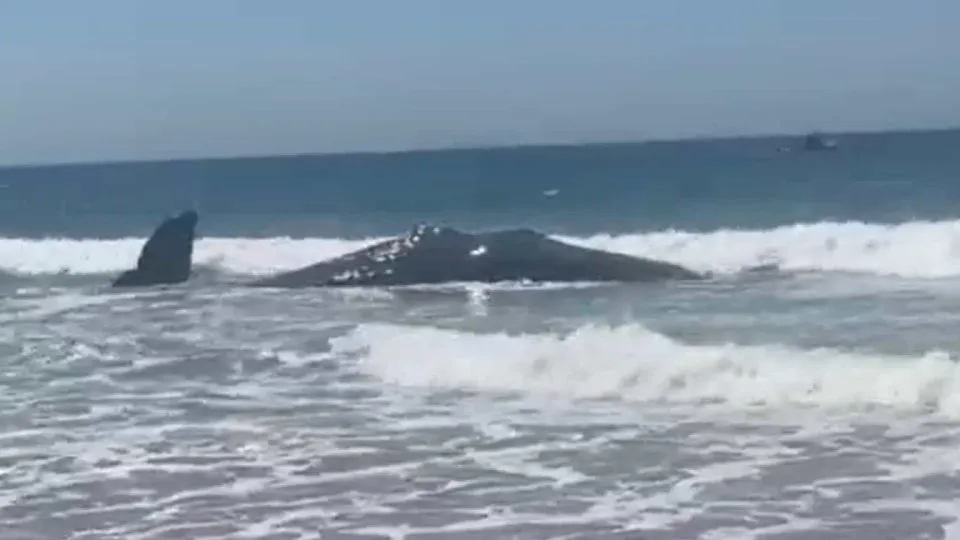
2, 129, 960, 539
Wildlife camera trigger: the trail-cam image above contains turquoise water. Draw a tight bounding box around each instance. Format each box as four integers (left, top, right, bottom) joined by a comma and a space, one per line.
2, 130, 960, 539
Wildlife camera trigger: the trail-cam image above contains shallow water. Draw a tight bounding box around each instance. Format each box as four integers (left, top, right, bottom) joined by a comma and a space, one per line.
2, 275, 959, 539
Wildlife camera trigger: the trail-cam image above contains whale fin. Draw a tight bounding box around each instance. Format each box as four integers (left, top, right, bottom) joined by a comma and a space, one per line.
112, 210, 199, 288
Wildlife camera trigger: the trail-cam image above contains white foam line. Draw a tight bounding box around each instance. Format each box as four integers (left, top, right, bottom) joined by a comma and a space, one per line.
6, 218, 960, 277
341, 322, 960, 417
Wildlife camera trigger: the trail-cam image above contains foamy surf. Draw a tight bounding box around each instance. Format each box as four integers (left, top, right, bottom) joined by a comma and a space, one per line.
3, 218, 960, 278
4, 258, 960, 539
336, 321, 960, 416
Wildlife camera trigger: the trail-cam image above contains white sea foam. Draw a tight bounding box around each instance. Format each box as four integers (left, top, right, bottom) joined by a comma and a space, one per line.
4, 286, 960, 538
334, 321, 960, 417
3, 218, 960, 278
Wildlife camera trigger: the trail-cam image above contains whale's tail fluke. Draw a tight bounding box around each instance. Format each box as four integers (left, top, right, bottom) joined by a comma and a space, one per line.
112, 210, 199, 288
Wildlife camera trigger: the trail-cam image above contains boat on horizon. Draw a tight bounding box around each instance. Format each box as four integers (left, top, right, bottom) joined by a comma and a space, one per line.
803, 132, 839, 151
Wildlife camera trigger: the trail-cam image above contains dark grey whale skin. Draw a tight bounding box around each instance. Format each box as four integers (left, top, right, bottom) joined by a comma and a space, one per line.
248, 223, 705, 288
112, 210, 199, 288
110, 213, 709, 289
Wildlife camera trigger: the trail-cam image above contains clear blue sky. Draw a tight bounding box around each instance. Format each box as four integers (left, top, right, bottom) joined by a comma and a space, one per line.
0, 0, 956, 164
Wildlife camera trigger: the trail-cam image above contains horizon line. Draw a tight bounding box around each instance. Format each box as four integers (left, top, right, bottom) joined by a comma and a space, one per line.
3, 125, 958, 171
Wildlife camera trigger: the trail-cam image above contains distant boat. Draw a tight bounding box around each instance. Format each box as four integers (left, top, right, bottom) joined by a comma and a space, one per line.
803, 132, 838, 151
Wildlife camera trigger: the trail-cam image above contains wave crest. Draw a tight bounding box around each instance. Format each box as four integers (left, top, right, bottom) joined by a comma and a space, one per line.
337, 322, 960, 415
2, 219, 960, 278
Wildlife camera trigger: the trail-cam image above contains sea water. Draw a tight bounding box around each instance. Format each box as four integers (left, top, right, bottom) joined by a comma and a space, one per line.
2, 130, 960, 539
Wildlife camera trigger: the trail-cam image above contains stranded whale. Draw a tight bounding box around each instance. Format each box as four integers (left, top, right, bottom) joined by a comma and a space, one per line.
112, 210, 199, 288
250, 223, 705, 288
111, 211, 713, 289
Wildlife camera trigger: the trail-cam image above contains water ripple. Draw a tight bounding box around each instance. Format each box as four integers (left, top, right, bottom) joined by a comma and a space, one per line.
0, 285, 958, 539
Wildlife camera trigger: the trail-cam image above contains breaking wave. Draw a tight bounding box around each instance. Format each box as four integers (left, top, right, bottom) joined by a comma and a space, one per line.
2, 219, 960, 278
